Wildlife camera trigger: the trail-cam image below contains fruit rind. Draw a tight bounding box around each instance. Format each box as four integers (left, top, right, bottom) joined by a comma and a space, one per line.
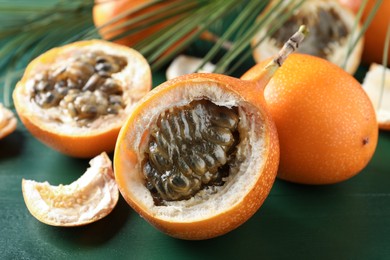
22, 152, 119, 226
114, 73, 279, 239
242, 53, 378, 185
13, 39, 151, 158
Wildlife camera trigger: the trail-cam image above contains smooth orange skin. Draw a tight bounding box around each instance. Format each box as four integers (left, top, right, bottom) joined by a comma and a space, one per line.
93, 0, 179, 47
93, 0, 195, 63
362, 0, 390, 66
114, 73, 279, 240
242, 54, 378, 185
15, 115, 119, 158
13, 40, 151, 158
340, 0, 390, 66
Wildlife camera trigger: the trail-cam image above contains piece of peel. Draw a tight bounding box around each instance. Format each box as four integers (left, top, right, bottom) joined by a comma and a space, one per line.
166, 55, 215, 80
362, 63, 390, 130
22, 152, 119, 226
0, 103, 17, 139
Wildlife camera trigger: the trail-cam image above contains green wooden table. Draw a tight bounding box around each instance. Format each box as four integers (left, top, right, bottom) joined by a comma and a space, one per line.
1, 67, 390, 259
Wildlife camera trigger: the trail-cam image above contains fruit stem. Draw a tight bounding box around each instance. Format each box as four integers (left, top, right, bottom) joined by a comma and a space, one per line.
249, 25, 308, 88
273, 25, 308, 67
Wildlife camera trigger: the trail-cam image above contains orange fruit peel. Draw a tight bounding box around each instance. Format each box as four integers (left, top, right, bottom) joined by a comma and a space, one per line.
361, 0, 390, 66
338, 0, 390, 66
93, 0, 180, 47
13, 39, 151, 158
22, 152, 118, 226
0, 103, 17, 140
362, 63, 390, 130
242, 53, 378, 185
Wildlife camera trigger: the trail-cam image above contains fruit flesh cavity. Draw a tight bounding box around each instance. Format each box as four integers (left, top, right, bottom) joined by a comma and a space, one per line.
143, 100, 240, 204
252, 0, 362, 74
272, 8, 348, 59
26, 49, 128, 127
15, 40, 151, 135
28, 50, 128, 127
13, 40, 151, 158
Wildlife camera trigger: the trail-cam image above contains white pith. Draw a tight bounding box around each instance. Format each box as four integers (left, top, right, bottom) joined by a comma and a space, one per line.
362, 63, 390, 126
22, 152, 118, 226
166, 55, 216, 80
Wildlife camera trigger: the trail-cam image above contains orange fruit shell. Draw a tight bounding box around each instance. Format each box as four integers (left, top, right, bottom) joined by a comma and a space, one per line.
361, 0, 390, 66
13, 40, 152, 158
93, 0, 200, 64
340, 0, 390, 65
242, 54, 378, 185
93, 0, 180, 47
114, 73, 280, 240
15, 116, 118, 158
